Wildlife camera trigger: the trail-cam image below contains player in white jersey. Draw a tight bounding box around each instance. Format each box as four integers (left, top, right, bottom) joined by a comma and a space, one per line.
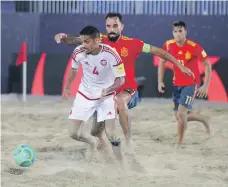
62, 26, 126, 163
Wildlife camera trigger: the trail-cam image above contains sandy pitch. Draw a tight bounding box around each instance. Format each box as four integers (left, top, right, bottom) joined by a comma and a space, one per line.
1, 95, 228, 187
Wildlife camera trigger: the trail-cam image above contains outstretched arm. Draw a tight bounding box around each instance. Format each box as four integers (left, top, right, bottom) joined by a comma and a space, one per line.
55, 33, 82, 45
143, 44, 178, 68
61, 34, 82, 45
142, 43, 193, 76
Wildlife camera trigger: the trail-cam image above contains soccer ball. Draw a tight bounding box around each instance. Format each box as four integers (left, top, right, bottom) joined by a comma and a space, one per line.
13, 144, 36, 167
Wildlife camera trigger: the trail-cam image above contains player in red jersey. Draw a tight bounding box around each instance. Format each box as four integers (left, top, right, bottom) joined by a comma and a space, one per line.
158, 21, 212, 146
55, 13, 193, 150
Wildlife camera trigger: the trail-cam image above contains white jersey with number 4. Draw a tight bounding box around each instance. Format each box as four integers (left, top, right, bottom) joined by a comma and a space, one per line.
72, 44, 125, 99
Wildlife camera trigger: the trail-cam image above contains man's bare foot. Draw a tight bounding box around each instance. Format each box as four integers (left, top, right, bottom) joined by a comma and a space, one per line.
86, 137, 99, 161
175, 143, 185, 149
125, 139, 134, 155
119, 156, 128, 171
97, 138, 115, 161
130, 155, 146, 173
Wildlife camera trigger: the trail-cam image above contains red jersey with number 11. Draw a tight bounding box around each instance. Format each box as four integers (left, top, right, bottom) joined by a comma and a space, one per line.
163, 39, 208, 86
101, 34, 144, 93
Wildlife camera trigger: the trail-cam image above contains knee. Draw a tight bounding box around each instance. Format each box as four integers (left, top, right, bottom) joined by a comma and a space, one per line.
177, 111, 186, 123
115, 96, 127, 110
68, 125, 84, 141
177, 111, 185, 119
91, 121, 105, 137
68, 121, 86, 141
175, 112, 179, 121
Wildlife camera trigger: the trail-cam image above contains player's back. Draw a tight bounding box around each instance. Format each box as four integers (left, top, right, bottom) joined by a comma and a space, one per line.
72, 44, 122, 99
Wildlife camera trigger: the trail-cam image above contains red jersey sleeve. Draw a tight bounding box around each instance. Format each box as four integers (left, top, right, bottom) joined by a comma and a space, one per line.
132, 38, 144, 56
163, 42, 168, 51
194, 43, 208, 62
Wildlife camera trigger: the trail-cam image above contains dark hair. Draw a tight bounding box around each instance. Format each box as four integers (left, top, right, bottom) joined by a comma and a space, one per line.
173, 21, 186, 29
105, 12, 122, 23
79, 26, 100, 38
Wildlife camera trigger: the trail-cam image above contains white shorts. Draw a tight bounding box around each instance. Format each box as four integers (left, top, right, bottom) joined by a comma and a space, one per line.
68, 91, 117, 122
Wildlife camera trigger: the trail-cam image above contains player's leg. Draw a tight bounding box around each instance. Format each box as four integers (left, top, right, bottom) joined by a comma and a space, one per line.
172, 86, 187, 145
68, 120, 98, 150
115, 90, 133, 145
186, 111, 210, 134
90, 112, 114, 158
177, 85, 210, 135
172, 86, 181, 121
176, 104, 188, 145
97, 95, 126, 166
175, 112, 200, 134
176, 84, 199, 145
104, 119, 126, 166
68, 93, 98, 151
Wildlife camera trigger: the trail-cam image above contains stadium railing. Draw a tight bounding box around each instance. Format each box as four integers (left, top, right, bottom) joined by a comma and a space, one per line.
2, 1, 227, 15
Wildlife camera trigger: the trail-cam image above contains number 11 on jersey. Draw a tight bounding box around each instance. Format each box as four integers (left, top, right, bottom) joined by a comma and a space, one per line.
93, 67, 99, 75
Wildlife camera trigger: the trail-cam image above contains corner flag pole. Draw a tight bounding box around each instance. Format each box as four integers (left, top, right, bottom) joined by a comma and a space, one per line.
16, 41, 27, 102
22, 60, 27, 102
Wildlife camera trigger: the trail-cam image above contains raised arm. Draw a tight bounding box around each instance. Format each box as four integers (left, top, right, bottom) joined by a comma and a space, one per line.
55, 33, 82, 45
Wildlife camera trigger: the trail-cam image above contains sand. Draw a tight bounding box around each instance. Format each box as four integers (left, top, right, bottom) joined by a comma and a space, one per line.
1, 95, 228, 187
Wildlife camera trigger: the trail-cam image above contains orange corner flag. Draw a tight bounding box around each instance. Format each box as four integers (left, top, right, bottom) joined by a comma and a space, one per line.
16, 42, 27, 66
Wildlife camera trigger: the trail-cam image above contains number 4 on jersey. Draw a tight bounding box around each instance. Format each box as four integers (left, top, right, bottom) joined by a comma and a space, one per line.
93, 67, 99, 75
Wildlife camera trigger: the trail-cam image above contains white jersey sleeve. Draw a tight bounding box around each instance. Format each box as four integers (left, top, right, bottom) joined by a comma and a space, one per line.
107, 47, 126, 78
71, 46, 85, 69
